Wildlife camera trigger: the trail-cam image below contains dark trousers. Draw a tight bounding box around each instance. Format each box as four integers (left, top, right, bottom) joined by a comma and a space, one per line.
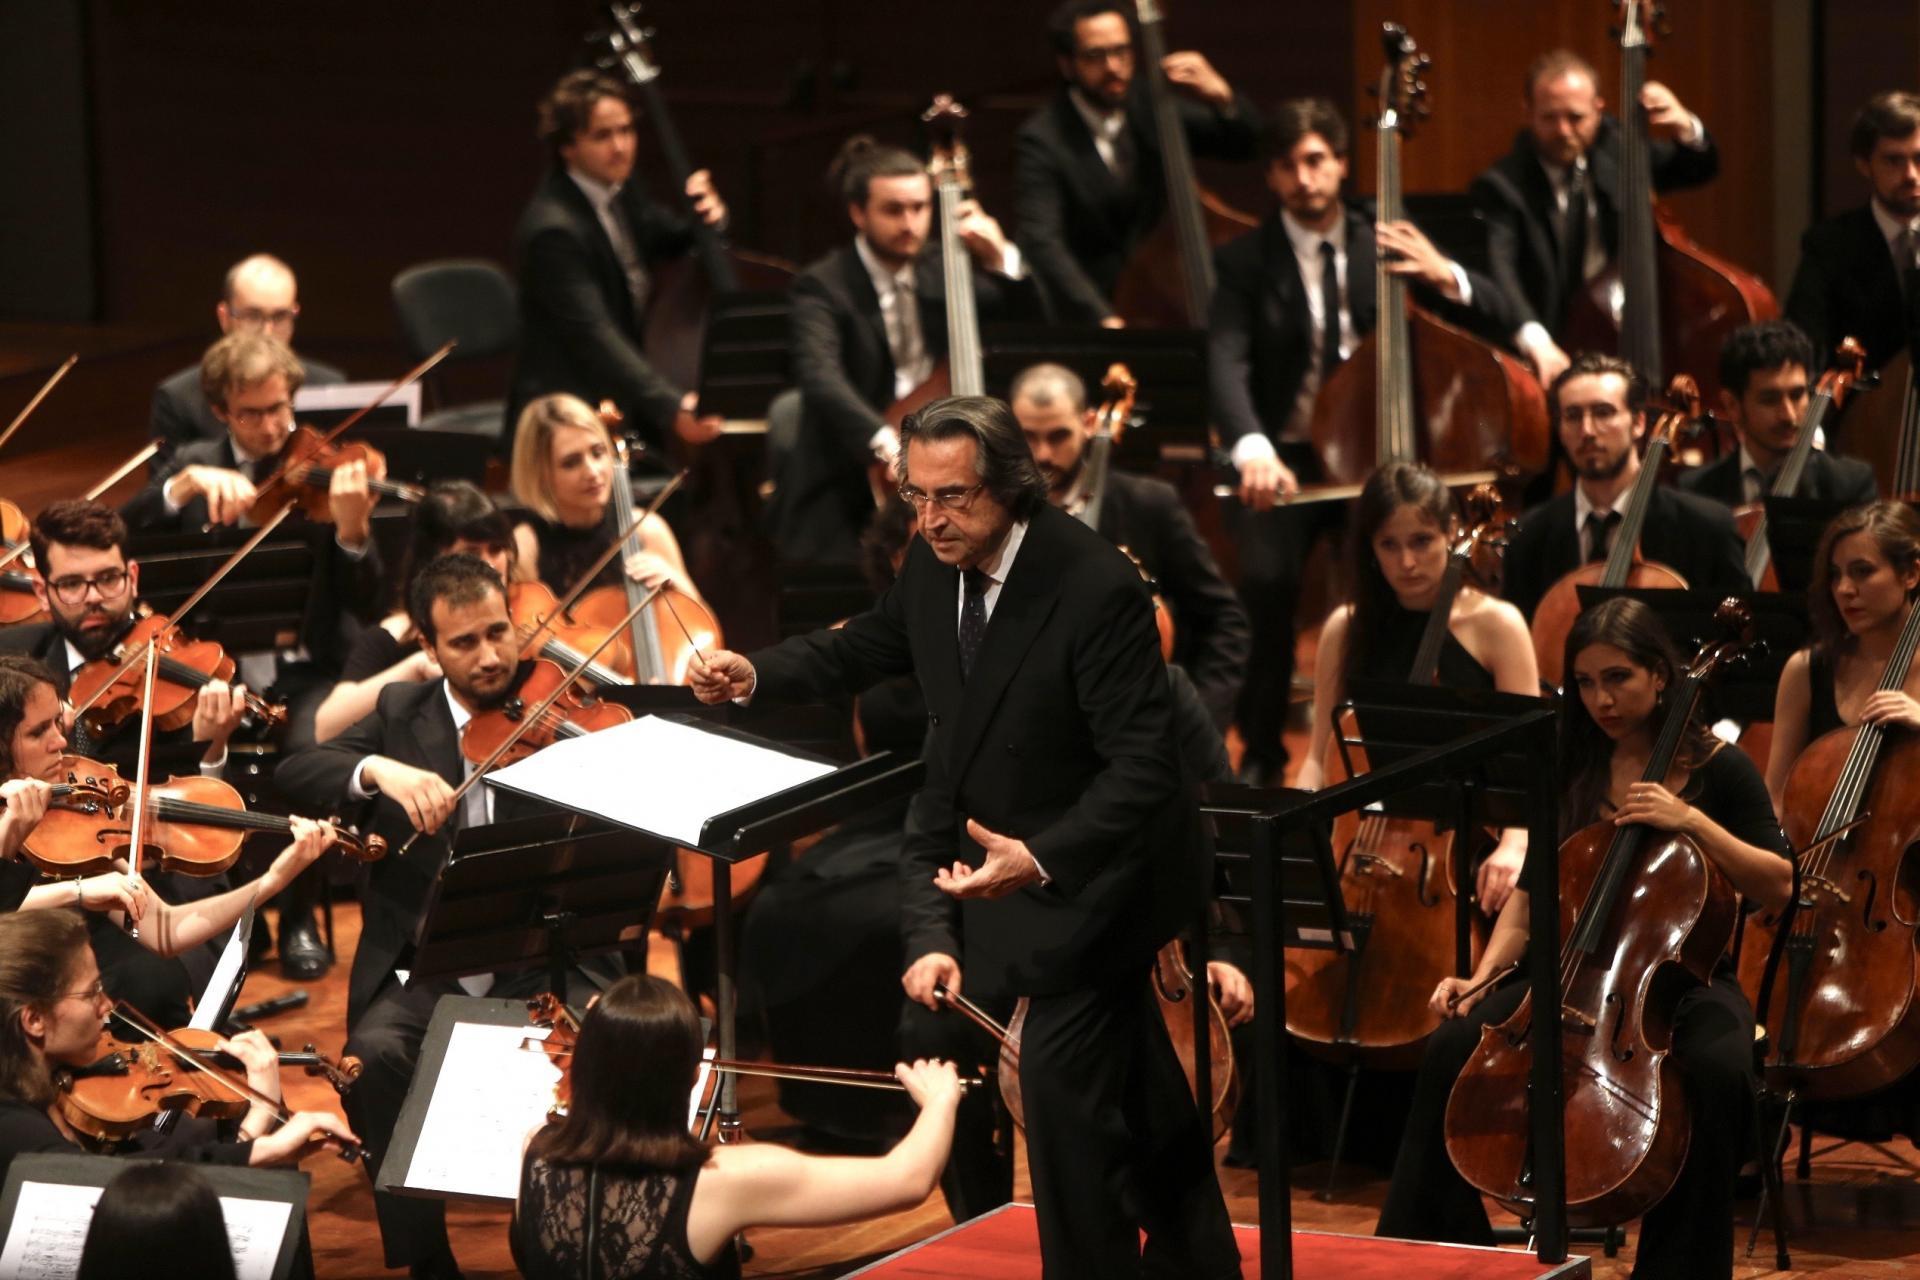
1020, 972, 1241, 1280
343, 967, 603, 1268
899, 994, 1015, 1223
1376, 973, 1754, 1280
90, 910, 193, 1029
1228, 442, 1331, 770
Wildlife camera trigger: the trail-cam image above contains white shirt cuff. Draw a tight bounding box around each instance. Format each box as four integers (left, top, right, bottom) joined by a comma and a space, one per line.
1516, 321, 1554, 354
1681, 113, 1707, 149
1230, 433, 1278, 470
1447, 262, 1472, 306
162, 474, 189, 515
335, 532, 370, 560
730, 668, 757, 708
869, 425, 900, 462
996, 243, 1025, 280
198, 747, 229, 776
348, 757, 378, 801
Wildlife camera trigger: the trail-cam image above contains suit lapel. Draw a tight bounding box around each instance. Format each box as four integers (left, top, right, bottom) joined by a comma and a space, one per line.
945, 514, 1062, 782
406, 683, 464, 792
1261, 215, 1310, 338
838, 246, 896, 389
1346, 207, 1377, 335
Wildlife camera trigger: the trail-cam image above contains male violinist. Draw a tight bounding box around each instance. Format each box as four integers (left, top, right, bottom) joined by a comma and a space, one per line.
1012, 0, 1259, 324
149, 253, 346, 465
277, 553, 617, 1280
1009, 361, 1249, 730
1207, 97, 1515, 783
1499, 352, 1747, 624
507, 68, 729, 457
694, 395, 1242, 1280
1471, 49, 1717, 388
1786, 91, 1920, 374
770, 136, 1040, 564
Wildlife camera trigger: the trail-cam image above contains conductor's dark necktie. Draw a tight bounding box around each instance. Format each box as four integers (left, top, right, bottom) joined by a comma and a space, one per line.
958, 568, 990, 681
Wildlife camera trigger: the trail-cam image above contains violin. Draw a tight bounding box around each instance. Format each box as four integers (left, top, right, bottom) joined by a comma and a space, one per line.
244, 424, 423, 526
0, 498, 47, 625
1528, 375, 1703, 686
59, 1003, 362, 1160
1444, 600, 1753, 1227
458, 660, 632, 768
67, 610, 288, 738
24, 755, 385, 879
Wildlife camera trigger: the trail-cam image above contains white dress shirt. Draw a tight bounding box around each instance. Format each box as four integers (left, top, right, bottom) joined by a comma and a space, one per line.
1068, 89, 1129, 175
568, 168, 650, 316
1572, 481, 1634, 559
1872, 197, 1920, 272
955, 519, 1028, 632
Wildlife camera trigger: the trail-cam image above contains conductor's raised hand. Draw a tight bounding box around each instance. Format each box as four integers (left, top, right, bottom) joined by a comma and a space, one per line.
935, 819, 1043, 899
688, 648, 755, 704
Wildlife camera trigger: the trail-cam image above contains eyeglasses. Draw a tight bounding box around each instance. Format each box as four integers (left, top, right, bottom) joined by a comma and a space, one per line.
226, 400, 293, 429
898, 483, 985, 512
1557, 404, 1625, 426
58, 980, 105, 1005
229, 306, 299, 329
45, 570, 129, 606
1074, 42, 1133, 65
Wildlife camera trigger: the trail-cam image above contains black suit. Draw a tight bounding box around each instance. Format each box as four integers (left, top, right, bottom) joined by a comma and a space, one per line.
149, 357, 345, 466
1678, 448, 1878, 509
1471, 117, 1720, 338
1500, 485, 1749, 622
773, 242, 1041, 563
1013, 85, 1259, 323
1785, 205, 1911, 374
747, 505, 1237, 1277
1092, 471, 1249, 731
508, 166, 699, 452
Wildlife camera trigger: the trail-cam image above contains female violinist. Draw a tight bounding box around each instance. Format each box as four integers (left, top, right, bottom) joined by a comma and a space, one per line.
512, 974, 961, 1280
313, 482, 518, 742
1374, 598, 1791, 1280
0, 908, 354, 1176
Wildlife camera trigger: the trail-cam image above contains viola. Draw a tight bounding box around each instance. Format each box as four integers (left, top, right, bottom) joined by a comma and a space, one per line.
67, 611, 288, 738
1528, 375, 1703, 686
245, 424, 423, 526
24, 756, 384, 879
1287, 489, 1507, 1068
1444, 600, 1753, 1227
458, 660, 633, 768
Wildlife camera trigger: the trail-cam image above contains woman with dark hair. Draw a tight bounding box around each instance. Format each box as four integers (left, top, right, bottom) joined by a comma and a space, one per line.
1294, 463, 1538, 911
76, 1161, 237, 1280
1374, 597, 1792, 1280
511, 974, 961, 1279
1765, 500, 1920, 810
312, 481, 518, 742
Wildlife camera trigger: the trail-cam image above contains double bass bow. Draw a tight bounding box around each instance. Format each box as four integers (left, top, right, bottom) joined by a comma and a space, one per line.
1444, 599, 1755, 1227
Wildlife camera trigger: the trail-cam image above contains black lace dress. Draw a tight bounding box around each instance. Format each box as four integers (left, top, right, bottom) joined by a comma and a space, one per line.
511, 1155, 741, 1280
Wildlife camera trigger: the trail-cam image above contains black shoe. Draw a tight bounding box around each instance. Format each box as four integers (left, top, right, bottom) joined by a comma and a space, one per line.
279, 917, 332, 980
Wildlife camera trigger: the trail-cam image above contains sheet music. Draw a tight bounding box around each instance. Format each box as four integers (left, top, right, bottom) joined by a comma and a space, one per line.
486, 715, 837, 846
403, 1021, 563, 1201
292, 380, 421, 426
0, 1181, 290, 1280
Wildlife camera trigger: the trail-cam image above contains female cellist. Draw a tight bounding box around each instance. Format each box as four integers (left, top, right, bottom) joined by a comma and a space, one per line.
511, 974, 961, 1279
1375, 598, 1790, 1280
312, 482, 518, 742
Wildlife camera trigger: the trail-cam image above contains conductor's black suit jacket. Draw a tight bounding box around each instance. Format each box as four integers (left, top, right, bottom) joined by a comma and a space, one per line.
750, 504, 1196, 996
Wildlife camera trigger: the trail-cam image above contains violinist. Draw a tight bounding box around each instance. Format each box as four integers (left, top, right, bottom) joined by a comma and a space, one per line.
1471, 49, 1718, 387
313, 482, 517, 743
0, 908, 355, 1179
512, 975, 962, 1280
1677, 321, 1875, 509
1011, 1, 1258, 326
277, 553, 620, 1279
1499, 353, 1746, 623
506, 68, 729, 457
1207, 97, 1515, 782
771, 135, 1041, 564
1375, 597, 1790, 1280
149, 253, 346, 464
1010, 362, 1249, 730
508, 392, 699, 600
1785, 92, 1920, 374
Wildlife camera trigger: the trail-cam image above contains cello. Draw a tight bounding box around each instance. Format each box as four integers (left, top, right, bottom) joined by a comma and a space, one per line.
1305, 25, 1548, 493
1561, 1, 1778, 406
1738, 582, 1920, 1099
1737, 338, 1871, 591
1832, 344, 1920, 503
1074, 365, 1175, 660
1528, 375, 1702, 686
1445, 600, 1753, 1227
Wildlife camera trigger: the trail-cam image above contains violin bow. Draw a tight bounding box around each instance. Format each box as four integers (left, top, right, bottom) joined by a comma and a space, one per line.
935, 983, 1017, 1055
393, 583, 667, 859
520, 469, 687, 650
120, 645, 160, 942
0, 354, 78, 458
250, 340, 455, 505
0, 443, 164, 582
65, 504, 293, 722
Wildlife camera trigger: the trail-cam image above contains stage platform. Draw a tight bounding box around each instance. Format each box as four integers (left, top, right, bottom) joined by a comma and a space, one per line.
843, 1203, 1591, 1279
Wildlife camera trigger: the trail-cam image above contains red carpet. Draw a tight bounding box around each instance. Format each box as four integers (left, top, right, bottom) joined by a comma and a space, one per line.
844, 1205, 1592, 1278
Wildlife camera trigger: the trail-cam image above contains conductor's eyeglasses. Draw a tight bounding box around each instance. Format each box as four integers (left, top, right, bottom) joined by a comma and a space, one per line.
898, 483, 985, 512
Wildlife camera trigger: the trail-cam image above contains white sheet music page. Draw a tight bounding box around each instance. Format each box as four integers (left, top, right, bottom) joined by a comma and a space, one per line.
0, 1182, 290, 1280
403, 1021, 563, 1201
485, 715, 837, 846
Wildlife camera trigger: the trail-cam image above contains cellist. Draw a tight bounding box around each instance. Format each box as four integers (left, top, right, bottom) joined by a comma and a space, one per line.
1374, 597, 1790, 1280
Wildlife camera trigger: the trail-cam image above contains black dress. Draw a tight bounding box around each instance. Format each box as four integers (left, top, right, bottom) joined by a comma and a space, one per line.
1349, 600, 1498, 692
521, 507, 624, 594
339, 624, 412, 684
1804, 647, 1844, 742
1376, 745, 1789, 1280
512, 1154, 741, 1280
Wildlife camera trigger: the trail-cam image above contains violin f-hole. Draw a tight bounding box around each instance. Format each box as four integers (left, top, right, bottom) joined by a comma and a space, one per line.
1411, 840, 1441, 908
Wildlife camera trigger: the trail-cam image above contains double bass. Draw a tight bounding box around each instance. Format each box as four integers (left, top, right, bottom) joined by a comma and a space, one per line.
1445, 600, 1753, 1226
1306, 25, 1548, 494
1561, 1, 1778, 407
1832, 345, 1920, 503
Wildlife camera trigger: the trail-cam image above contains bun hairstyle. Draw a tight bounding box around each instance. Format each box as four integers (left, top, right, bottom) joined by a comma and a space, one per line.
829, 134, 925, 207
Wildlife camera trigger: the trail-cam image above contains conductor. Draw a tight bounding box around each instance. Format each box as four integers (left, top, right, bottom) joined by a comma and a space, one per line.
690, 395, 1239, 1279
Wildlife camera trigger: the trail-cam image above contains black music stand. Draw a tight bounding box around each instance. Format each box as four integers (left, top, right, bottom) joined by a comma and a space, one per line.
339, 425, 491, 489
1761, 495, 1855, 598
1573, 586, 1808, 724
980, 324, 1209, 468
0, 1152, 310, 1280
127, 526, 317, 655
693, 289, 791, 420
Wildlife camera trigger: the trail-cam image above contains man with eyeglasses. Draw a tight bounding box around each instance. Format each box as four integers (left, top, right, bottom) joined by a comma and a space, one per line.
1499, 351, 1745, 623
1012, 0, 1259, 325
149, 254, 346, 464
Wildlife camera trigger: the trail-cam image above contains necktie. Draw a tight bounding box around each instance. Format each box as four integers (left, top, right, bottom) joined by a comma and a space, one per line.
1585, 510, 1621, 564
1560, 167, 1590, 302
892, 271, 929, 393
1319, 241, 1343, 381
1109, 125, 1136, 185
958, 569, 990, 681
603, 198, 650, 317
1743, 466, 1765, 505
